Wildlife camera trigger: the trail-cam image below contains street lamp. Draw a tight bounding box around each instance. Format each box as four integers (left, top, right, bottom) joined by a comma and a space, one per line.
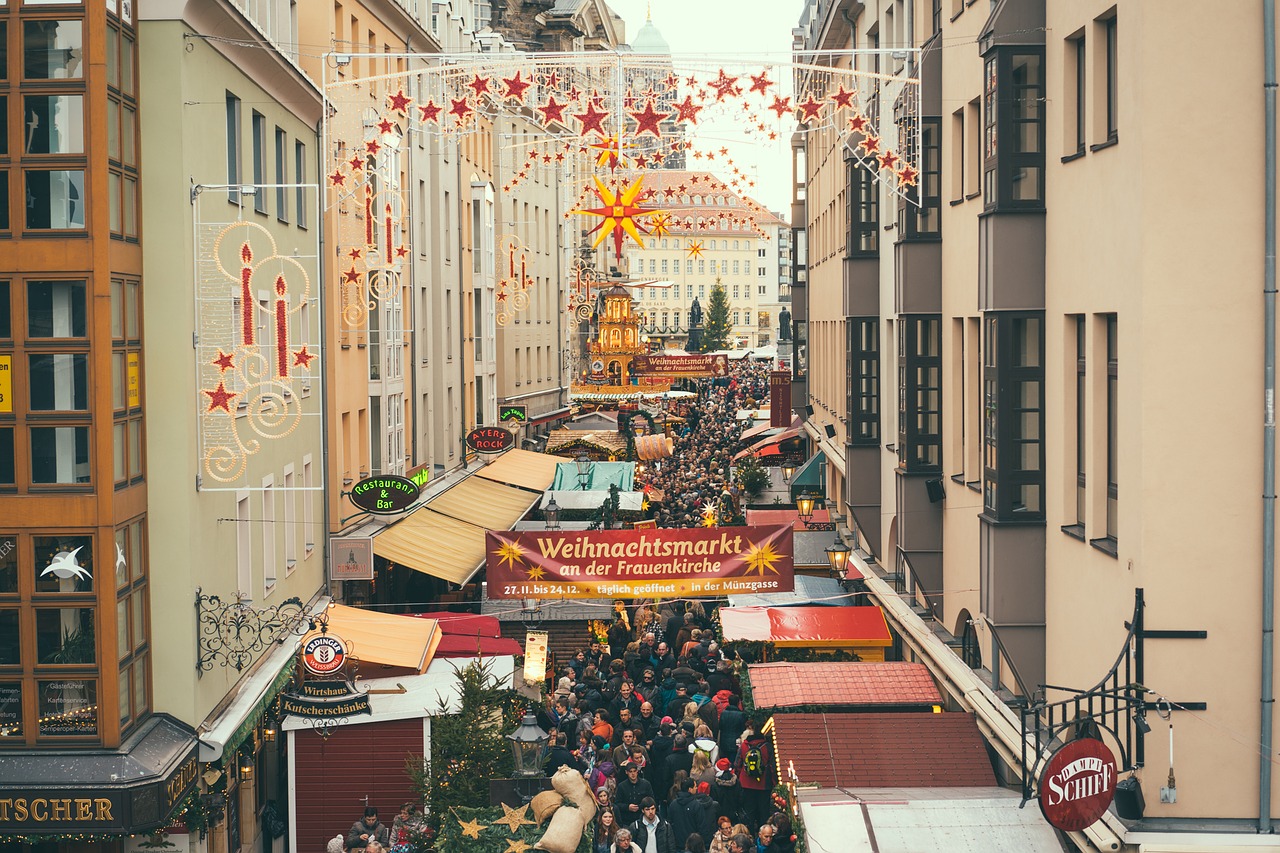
795, 492, 816, 524
825, 535, 851, 580
507, 712, 550, 778
520, 598, 542, 627
575, 453, 591, 490
544, 496, 561, 530
781, 462, 796, 484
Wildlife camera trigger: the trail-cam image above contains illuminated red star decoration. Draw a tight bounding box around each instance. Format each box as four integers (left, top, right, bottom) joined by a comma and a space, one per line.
364, 139, 381, 155
467, 74, 492, 97
859, 134, 881, 155
497, 290, 508, 303
686, 240, 706, 259
877, 150, 900, 170
395, 245, 409, 259
768, 96, 793, 118
664, 72, 679, 88
203, 381, 237, 413
377, 118, 396, 135
387, 89, 412, 114
544, 70, 560, 87
347, 248, 363, 260
574, 102, 610, 137
343, 267, 361, 284
685, 75, 699, 87
847, 113, 869, 133
797, 96, 824, 123
554, 151, 565, 162
748, 70, 773, 94
329, 170, 346, 186
537, 95, 567, 125
501, 70, 532, 101
709, 70, 739, 101
672, 95, 703, 125
590, 135, 634, 170
830, 85, 856, 109
896, 164, 920, 187
662, 187, 676, 198
634, 154, 649, 168
348, 155, 365, 171
629, 99, 666, 138
292, 346, 316, 369
449, 97, 473, 123
572, 175, 666, 262
418, 100, 442, 123
212, 350, 235, 372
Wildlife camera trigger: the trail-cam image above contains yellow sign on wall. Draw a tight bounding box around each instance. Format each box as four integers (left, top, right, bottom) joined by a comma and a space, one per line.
126, 354, 140, 409
0, 355, 10, 414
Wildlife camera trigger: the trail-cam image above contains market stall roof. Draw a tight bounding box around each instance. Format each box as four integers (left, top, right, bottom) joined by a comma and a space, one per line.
739, 415, 798, 443
434, 634, 524, 658
538, 490, 645, 511
373, 508, 487, 585
425, 476, 541, 529
719, 605, 891, 648
771, 712, 994, 788
747, 662, 943, 709
550, 460, 635, 492
726, 573, 852, 608
797, 787, 1062, 853
790, 450, 827, 489
744, 507, 832, 533
474, 448, 562, 492
316, 604, 442, 673
733, 426, 804, 461
410, 611, 501, 638
736, 407, 770, 421
546, 428, 629, 457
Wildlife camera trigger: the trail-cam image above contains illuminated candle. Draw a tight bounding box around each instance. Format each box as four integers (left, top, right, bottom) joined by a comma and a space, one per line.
240, 242, 255, 346
365, 185, 373, 246
384, 202, 393, 257
274, 275, 289, 378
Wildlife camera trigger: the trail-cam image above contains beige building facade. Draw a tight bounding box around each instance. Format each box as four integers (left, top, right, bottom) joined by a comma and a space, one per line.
795, 0, 1280, 843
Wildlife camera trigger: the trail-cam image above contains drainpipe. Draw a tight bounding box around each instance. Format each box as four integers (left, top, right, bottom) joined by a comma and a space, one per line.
1261, 0, 1277, 835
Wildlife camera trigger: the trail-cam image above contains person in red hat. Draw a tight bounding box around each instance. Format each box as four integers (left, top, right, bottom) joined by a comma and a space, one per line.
710, 757, 741, 827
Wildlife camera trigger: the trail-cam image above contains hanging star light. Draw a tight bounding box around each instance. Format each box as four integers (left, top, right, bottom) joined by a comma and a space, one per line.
686, 240, 706, 259
573, 175, 666, 262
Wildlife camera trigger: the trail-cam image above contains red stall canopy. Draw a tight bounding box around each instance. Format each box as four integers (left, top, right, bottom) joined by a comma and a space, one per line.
720, 606, 892, 660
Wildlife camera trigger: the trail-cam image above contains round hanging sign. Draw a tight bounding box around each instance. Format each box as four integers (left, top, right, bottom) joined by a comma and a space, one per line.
349, 474, 420, 514
302, 634, 347, 676
466, 426, 516, 453
1038, 737, 1117, 832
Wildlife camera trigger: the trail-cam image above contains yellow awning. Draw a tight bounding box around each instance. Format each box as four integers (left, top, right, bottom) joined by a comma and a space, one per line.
425, 476, 540, 530
311, 604, 441, 673
373, 507, 487, 585
474, 448, 562, 492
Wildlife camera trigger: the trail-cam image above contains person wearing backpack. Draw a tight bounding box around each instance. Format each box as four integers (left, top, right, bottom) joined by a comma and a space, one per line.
733, 727, 774, 831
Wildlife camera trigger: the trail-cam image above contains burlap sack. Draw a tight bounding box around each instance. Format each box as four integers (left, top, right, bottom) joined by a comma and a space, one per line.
533, 803, 586, 853
549, 765, 597, 821
530, 790, 564, 825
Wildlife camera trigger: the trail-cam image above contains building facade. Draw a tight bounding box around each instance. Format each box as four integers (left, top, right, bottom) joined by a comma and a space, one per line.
794, 0, 1280, 843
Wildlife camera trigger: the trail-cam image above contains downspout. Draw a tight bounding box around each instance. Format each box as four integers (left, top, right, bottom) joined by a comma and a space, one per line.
457, 140, 468, 465
1261, 0, 1276, 834
315, 72, 332, 599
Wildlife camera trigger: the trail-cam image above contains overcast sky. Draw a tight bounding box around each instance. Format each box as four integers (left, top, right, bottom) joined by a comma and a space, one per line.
607, 0, 806, 217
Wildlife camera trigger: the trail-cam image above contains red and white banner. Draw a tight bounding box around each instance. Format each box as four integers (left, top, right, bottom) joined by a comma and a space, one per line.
485, 525, 794, 599
631, 354, 730, 378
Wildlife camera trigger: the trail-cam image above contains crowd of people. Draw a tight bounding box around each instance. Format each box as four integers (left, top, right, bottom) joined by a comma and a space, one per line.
638, 360, 774, 529
536, 598, 794, 853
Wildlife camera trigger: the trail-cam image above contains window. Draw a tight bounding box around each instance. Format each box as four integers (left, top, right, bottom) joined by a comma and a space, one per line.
982, 312, 1045, 520
295, 141, 307, 228
1066, 34, 1086, 156
951, 108, 965, 202
226, 92, 241, 203
236, 492, 251, 594
1102, 13, 1118, 142
966, 98, 980, 197
1105, 314, 1117, 539
262, 477, 275, 594
897, 317, 942, 471
847, 162, 878, 256
284, 466, 296, 572
1074, 316, 1086, 528
303, 455, 314, 556
25, 170, 84, 229
898, 117, 941, 237
251, 111, 266, 213
275, 128, 288, 222
848, 318, 879, 445
23, 21, 82, 79
983, 48, 1045, 209
31, 427, 89, 484
28, 280, 85, 337
24, 95, 83, 154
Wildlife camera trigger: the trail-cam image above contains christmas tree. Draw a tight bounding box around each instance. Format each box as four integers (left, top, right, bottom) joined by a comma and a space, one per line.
702, 279, 733, 352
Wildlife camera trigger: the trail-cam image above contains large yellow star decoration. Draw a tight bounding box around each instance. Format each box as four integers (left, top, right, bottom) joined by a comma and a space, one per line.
526, 564, 547, 581
686, 240, 707, 259
504, 839, 533, 853
589, 134, 636, 170
743, 539, 783, 576
491, 802, 536, 833
457, 816, 486, 839
493, 537, 526, 571
648, 212, 674, 237
573, 175, 666, 263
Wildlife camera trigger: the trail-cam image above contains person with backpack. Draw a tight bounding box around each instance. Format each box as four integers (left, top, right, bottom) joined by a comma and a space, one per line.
733, 727, 774, 831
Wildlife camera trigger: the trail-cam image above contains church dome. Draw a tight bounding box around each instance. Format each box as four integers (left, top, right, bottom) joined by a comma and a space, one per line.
630, 13, 670, 54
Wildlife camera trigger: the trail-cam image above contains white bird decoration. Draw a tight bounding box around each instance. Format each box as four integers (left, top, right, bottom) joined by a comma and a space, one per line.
41, 547, 91, 582
115, 543, 127, 576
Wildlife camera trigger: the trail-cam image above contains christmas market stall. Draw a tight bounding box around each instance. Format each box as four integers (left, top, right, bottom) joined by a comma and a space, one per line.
719, 605, 893, 661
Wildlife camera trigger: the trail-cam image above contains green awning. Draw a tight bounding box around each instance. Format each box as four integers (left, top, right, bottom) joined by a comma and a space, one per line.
791, 450, 826, 489
551, 461, 635, 492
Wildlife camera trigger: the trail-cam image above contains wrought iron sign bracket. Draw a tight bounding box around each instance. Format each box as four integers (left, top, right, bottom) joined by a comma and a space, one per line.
195, 588, 314, 676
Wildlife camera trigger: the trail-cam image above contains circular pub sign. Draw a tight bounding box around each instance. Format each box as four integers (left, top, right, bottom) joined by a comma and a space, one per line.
1039, 737, 1117, 831
466, 425, 515, 454
349, 474, 419, 514
302, 634, 347, 676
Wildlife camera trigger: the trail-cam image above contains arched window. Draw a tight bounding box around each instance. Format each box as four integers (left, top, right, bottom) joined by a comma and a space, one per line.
661, 239, 668, 249
733, 240, 740, 250
693, 195, 701, 205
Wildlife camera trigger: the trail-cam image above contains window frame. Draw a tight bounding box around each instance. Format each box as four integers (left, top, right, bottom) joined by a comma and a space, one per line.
897, 316, 942, 473
226, 91, 242, 203
982, 47, 1046, 211
981, 311, 1046, 522
846, 159, 879, 258
848, 317, 880, 446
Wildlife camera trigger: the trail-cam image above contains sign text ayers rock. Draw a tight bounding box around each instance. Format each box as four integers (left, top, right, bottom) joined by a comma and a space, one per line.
485, 525, 794, 599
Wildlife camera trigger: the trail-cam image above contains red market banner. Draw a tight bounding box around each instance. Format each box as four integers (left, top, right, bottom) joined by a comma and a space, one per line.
631, 354, 730, 378
485, 525, 794, 599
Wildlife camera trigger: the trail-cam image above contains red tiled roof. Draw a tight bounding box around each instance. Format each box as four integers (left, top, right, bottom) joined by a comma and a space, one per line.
771, 712, 995, 788
748, 662, 942, 709
745, 507, 831, 532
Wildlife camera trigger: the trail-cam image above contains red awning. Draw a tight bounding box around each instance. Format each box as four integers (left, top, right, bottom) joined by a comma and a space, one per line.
433, 635, 524, 658
744, 508, 832, 532
720, 606, 892, 648
409, 611, 501, 638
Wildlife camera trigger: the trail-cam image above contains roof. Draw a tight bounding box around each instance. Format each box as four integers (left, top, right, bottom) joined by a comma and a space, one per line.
474, 448, 563, 492
727, 572, 852, 608
546, 428, 629, 456
796, 786, 1063, 853
747, 662, 942, 709
550, 460, 635, 491
538, 489, 645, 511
317, 604, 442, 673
771, 712, 995, 788
745, 507, 832, 533
719, 606, 891, 647
630, 13, 670, 53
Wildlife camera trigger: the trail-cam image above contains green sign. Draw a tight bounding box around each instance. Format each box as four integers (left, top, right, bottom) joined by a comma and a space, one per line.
500, 405, 528, 423
409, 467, 431, 489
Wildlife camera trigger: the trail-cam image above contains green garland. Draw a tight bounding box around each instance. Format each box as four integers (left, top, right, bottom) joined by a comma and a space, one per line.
435, 804, 592, 853
771, 784, 809, 853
